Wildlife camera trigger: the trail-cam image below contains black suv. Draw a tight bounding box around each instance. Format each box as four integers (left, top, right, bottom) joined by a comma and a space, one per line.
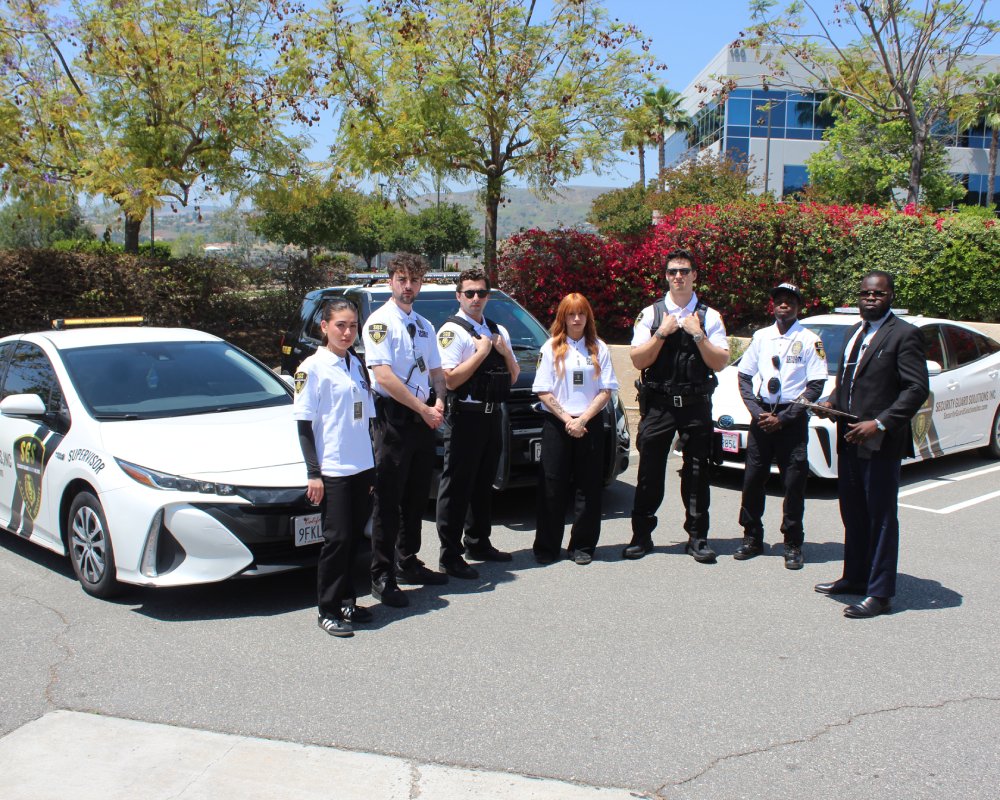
279, 281, 629, 490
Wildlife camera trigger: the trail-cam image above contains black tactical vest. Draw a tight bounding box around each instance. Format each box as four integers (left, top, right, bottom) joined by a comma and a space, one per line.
641, 300, 718, 395
445, 315, 513, 403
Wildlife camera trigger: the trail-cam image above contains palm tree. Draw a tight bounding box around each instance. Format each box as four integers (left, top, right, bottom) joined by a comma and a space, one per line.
643, 87, 692, 189
622, 104, 658, 190
973, 73, 1000, 208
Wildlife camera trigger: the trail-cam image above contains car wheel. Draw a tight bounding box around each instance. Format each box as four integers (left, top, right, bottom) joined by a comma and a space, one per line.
68, 492, 122, 598
987, 405, 1000, 459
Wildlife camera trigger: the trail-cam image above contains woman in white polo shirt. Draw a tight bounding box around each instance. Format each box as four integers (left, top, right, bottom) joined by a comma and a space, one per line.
293, 298, 376, 638
532, 293, 618, 565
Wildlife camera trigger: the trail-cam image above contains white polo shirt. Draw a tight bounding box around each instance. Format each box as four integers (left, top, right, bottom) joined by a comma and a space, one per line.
739, 319, 827, 404
631, 292, 729, 350
437, 310, 514, 403
532, 337, 619, 415
362, 300, 441, 401
292, 347, 375, 477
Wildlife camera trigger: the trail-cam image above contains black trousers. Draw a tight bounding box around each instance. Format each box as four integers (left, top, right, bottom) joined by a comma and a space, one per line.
838, 443, 901, 598
738, 414, 809, 547
630, 397, 712, 540
436, 406, 502, 565
371, 415, 435, 585
533, 413, 605, 559
317, 469, 374, 618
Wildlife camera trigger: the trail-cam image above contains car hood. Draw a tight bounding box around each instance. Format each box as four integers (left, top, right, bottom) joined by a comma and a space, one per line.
713, 364, 836, 424
98, 405, 305, 484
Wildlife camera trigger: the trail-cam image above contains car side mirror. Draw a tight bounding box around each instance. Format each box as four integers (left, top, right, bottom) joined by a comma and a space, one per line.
0, 393, 47, 418
926, 360, 942, 376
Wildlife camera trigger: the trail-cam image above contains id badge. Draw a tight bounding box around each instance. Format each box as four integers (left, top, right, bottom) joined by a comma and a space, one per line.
416, 355, 427, 373
353, 401, 363, 420
573, 370, 584, 386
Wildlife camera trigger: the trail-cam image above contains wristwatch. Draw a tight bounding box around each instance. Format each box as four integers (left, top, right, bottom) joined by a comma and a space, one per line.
654, 330, 669, 340
874, 418, 886, 432
691, 333, 705, 344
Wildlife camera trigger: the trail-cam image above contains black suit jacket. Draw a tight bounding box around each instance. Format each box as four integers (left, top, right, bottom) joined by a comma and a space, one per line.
831, 313, 929, 460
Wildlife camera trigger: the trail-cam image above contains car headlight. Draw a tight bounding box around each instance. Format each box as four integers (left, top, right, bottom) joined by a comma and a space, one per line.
115, 458, 237, 495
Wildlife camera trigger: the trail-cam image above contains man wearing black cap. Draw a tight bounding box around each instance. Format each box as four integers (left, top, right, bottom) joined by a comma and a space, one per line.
733, 283, 827, 569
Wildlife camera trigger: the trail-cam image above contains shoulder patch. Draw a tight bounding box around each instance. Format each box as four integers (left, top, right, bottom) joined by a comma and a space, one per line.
635, 310, 646, 327
438, 329, 455, 349
536, 352, 543, 369
814, 340, 826, 360
367, 322, 388, 345
294, 371, 307, 394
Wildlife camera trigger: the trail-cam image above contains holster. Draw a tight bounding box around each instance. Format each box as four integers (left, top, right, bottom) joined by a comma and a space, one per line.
635, 379, 648, 417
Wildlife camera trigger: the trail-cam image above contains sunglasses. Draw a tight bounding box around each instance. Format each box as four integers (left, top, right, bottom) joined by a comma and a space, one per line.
666, 267, 692, 277
857, 289, 889, 299
461, 289, 490, 299
768, 355, 781, 396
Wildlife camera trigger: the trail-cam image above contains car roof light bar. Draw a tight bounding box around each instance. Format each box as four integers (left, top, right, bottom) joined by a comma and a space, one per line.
52, 316, 146, 330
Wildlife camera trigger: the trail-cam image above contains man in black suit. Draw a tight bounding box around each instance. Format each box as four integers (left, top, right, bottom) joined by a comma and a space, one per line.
815, 271, 929, 618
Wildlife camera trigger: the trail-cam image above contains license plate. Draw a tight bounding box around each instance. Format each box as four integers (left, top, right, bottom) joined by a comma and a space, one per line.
720, 431, 740, 453
532, 439, 542, 462
293, 513, 323, 547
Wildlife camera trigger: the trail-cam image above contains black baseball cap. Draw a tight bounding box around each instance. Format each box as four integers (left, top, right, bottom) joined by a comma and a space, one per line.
770, 282, 803, 302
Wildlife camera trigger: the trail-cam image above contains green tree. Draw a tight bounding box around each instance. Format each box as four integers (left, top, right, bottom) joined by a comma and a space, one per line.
805, 101, 965, 209
586, 184, 652, 239
251, 180, 358, 261
956, 72, 1000, 208
643, 86, 692, 188
621, 104, 659, 190
749, 0, 999, 206
289, 0, 653, 280
0, 191, 95, 249
1, 0, 304, 252
406, 203, 478, 269
646, 151, 758, 214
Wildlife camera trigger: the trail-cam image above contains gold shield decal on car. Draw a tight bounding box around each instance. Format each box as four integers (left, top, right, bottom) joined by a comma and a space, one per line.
911, 392, 933, 445
368, 322, 388, 344
14, 435, 45, 520
438, 330, 455, 349
294, 371, 307, 394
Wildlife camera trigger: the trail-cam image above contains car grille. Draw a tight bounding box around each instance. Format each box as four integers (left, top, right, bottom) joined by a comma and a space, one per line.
194, 499, 318, 565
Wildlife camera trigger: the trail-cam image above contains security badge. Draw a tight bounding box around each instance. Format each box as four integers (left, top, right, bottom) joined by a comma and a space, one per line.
814, 340, 826, 360
573, 370, 584, 386
791, 341, 803, 356
354, 401, 363, 420
438, 330, 456, 349
294, 371, 307, 394
368, 322, 388, 344
911, 392, 934, 444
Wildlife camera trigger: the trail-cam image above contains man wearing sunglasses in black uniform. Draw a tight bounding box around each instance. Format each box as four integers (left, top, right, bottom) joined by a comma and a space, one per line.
813, 271, 928, 618
435, 269, 519, 579
734, 283, 827, 569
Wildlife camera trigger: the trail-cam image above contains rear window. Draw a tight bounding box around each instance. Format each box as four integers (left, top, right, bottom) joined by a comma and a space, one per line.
61, 341, 291, 419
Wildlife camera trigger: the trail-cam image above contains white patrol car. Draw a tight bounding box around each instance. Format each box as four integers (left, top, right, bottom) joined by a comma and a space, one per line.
0, 320, 316, 598
711, 311, 1000, 479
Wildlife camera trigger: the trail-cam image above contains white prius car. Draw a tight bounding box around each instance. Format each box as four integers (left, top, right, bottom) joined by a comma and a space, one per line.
0, 323, 318, 598
711, 311, 1000, 479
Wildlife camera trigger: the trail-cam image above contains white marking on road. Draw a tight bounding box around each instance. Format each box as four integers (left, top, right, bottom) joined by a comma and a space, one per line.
898, 462, 1000, 498
901, 487, 1000, 515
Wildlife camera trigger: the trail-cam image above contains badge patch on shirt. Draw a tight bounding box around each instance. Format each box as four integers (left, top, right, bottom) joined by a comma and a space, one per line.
814, 340, 826, 360
791, 341, 803, 356
438, 330, 455, 349
294, 371, 307, 394
537, 353, 543, 369
368, 323, 388, 344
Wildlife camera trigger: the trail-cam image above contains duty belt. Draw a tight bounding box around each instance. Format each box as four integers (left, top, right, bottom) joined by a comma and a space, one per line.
648, 390, 709, 408
455, 399, 497, 415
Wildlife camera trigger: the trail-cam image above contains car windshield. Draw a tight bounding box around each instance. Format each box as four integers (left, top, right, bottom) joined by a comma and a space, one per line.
366, 291, 549, 348
61, 341, 291, 419
800, 322, 858, 376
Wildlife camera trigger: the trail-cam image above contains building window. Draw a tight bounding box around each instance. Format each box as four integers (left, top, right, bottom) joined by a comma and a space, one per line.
783, 165, 809, 198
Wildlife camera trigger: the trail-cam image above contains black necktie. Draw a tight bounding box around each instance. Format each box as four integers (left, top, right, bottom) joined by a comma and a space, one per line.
843, 321, 870, 407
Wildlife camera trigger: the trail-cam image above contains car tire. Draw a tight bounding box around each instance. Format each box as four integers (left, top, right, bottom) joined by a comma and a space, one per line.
986, 405, 1000, 459
67, 492, 122, 598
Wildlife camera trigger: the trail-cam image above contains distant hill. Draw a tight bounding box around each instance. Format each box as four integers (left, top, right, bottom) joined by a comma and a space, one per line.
412, 186, 612, 238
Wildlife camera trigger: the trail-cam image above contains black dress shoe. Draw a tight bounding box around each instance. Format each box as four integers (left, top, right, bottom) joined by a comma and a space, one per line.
685, 538, 717, 564
440, 558, 479, 580
318, 615, 354, 638
783, 544, 803, 570
568, 549, 593, 565
733, 537, 763, 561
622, 539, 653, 560
814, 579, 867, 595
465, 545, 512, 562
371, 580, 409, 608
844, 596, 891, 618
340, 604, 373, 623
533, 551, 557, 565
396, 562, 449, 586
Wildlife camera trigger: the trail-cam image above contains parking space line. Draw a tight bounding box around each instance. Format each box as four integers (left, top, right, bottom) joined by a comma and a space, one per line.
898, 462, 1000, 499
901, 487, 1000, 515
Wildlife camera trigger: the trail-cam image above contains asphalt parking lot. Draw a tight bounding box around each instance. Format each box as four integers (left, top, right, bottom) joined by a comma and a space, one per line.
2, 450, 999, 798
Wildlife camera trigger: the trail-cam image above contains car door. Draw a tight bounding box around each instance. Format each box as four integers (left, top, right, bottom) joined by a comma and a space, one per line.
939, 324, 1000, 449
912, 324, 951, 458
0, 341, 69, 547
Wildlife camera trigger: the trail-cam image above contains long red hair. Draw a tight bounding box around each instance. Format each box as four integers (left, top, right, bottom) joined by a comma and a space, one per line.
550, 293, 601, 379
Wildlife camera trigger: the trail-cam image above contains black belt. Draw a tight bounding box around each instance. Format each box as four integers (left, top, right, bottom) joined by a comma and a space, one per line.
649, 392, 709, 408
756, 400, 793, 411
454, 400, 498, 415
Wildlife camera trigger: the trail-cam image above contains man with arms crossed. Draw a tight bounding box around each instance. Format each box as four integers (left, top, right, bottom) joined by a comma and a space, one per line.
364, 253, 449, 608
815, 271, 928, 618
623, 249, 730, 564
435, 269, 519, 579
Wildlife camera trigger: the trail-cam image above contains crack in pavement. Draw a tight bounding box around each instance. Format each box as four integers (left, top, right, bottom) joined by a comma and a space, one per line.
654, 695, 1000, 798
11, 585, 75, 708
163, 740, 239, 800
408, 762, 423, 799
